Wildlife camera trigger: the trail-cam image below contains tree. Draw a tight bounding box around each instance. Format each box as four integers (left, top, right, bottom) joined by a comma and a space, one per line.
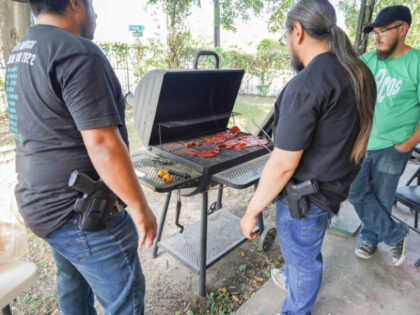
0, 0, 31, 61
214, 0, 220, 47
214, 0, 264, 47
147, 0, 199, 68
264, 0, 296, 34
249, 39, 288, 95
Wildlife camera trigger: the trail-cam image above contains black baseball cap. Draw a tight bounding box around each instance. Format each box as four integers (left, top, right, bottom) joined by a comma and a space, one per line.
363, 5, 412, 33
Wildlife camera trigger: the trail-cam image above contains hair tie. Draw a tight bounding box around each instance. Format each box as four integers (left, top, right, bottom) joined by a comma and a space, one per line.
327, 24, 335, 33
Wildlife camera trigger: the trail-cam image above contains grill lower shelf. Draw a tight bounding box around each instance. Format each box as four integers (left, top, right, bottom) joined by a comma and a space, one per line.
158, 209, 256, 274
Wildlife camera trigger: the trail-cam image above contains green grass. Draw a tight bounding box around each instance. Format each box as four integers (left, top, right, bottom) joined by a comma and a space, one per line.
207, 289, 236, 315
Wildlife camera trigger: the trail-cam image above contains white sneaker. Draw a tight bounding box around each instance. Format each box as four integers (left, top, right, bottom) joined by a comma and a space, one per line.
271, 267, 286, 290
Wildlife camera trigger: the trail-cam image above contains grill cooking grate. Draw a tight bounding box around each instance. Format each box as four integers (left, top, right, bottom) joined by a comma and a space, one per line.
154, 132, 271, 172
131, 151, 202, 192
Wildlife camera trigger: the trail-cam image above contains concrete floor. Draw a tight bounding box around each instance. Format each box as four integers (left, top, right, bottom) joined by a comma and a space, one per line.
236, 162, 420, 315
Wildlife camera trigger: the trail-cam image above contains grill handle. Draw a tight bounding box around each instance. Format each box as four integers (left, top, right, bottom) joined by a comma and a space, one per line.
193, 50, 220, 70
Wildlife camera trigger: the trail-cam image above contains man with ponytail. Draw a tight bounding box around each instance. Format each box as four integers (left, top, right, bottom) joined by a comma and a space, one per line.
240, 0, 376, 313
348, 5, 420, 267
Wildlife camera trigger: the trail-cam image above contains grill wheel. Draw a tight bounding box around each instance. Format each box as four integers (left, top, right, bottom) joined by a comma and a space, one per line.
258, 225, 277, 252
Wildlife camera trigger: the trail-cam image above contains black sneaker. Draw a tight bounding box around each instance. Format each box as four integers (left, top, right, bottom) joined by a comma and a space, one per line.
355, 240, 377, 259
391, 234, 408, 267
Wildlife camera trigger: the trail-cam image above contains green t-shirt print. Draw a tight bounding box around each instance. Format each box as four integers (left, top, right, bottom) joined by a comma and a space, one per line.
361, 48, 420, 150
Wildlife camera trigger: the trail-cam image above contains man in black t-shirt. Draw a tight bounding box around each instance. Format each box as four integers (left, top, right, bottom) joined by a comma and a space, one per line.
5, 0, 157, 314
240, 0, 375, 314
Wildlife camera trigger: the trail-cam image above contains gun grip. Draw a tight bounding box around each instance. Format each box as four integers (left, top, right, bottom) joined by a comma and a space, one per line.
68, 170, 96, 195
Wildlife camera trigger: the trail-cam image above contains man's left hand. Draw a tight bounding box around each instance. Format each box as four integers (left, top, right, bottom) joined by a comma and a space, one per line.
394, 142, 412, 153
240, 212, 259, 240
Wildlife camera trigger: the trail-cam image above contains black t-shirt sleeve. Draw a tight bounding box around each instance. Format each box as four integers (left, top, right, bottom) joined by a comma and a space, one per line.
274, 91, 321, 151
57, 53, 122, 130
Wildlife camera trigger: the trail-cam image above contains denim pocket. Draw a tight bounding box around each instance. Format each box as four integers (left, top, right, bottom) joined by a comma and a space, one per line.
301, 211, 328, 241
44, 219, 91, 262
105, 209, 126, 230
391, 145, 412, 156
377, 146, 411, 175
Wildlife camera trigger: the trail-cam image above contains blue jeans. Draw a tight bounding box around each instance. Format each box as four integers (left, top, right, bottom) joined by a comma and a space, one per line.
276, 197, 331, 315
348, 146, 410, 246
44, 210, 145, 315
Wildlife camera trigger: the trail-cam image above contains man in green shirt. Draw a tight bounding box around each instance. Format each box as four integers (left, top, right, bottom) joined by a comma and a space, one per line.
348, 5, 420, 266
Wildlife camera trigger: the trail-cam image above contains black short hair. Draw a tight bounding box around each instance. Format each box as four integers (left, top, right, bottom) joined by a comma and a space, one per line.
29, 0, 86, 16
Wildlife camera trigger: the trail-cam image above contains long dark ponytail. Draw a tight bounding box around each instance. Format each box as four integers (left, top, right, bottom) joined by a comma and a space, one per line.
285, 0, 376, 163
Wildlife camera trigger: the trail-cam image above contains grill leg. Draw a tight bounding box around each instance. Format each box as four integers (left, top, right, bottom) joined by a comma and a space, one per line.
253, 183, 265, 235
217, 184, 223, 209
258, 213, 264, 235
199, 190, 208, 297
152, 191, 172, 258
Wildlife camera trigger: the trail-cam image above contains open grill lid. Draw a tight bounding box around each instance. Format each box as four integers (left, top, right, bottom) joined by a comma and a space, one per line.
132, 51, 244, 147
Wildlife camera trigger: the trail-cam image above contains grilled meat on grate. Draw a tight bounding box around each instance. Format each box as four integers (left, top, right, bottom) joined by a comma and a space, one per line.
185, 127, 269, 158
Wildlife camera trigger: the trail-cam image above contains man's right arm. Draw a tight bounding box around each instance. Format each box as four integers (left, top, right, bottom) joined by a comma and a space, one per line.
80, 125, 157, 248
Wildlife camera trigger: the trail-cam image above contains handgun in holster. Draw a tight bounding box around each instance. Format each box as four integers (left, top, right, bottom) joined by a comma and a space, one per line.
285, 179, 319, 219
68, 170, 119, 231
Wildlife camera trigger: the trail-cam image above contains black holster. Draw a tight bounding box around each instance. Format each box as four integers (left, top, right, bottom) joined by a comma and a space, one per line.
284, 179, 319, 219
68, 170, 118, 231
74, 194, 116, 231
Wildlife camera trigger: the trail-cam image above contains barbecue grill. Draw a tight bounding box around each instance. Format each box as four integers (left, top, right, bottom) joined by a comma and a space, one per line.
129, 51, 276, 296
